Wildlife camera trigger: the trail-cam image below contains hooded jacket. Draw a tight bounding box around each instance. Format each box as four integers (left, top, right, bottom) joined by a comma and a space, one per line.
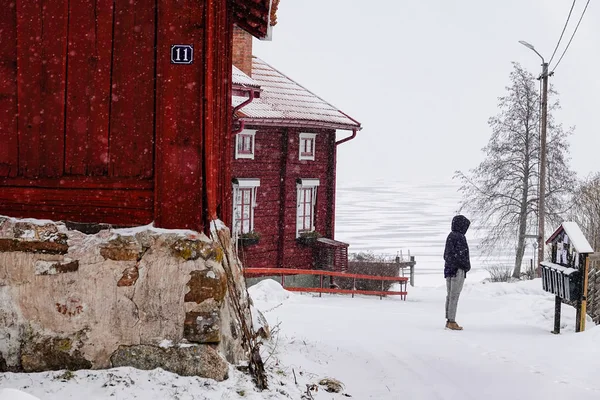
444, 215, 471, 278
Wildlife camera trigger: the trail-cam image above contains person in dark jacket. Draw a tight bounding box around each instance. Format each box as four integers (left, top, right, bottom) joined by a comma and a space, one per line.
443, 215, 471, 330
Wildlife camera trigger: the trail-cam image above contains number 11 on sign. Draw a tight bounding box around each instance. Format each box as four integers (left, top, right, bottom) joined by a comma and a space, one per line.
171, 45, 194, 65
175, 47, 188, 62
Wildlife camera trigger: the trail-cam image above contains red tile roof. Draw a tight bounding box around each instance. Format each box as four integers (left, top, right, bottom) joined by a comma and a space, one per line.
232, 57, 361, 131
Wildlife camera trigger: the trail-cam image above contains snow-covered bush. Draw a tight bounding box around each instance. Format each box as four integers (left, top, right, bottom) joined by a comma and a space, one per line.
485, 265, 513, 282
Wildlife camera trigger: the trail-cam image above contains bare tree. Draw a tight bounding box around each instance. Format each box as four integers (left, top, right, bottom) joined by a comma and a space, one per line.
571, 173, 600, 252
455, 62, 575, 278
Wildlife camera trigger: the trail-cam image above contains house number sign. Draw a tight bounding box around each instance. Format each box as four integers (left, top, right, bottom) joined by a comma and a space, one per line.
171, 45, 194, 64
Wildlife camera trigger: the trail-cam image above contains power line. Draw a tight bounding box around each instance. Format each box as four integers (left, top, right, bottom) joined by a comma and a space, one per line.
548, 0, 577, 66
551, 0, 591, 73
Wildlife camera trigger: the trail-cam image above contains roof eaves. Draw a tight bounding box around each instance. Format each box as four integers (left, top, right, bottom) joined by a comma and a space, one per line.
238, 117, 360, 131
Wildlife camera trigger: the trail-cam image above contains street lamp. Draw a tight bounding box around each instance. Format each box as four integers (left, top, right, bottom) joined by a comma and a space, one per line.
518, 40, 545, 63
519, 40, 550, 276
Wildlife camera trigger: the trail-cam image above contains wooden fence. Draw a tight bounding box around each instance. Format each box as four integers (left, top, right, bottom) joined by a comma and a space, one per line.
586, 255, 600, 323
244, 268, 409, 300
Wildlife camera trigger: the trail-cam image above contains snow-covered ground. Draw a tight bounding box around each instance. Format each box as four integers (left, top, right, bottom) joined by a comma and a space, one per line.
2, 272, 599, 399
1, 180, 596, 398
250, 276, 600, 399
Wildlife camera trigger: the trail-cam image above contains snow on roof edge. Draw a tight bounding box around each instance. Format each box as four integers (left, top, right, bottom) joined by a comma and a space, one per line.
561, 221, 594, 254
235, 115, 361, 131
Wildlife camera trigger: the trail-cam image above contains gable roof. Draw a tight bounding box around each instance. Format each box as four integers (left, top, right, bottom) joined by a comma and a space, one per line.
546, 222, 594, 254
232, 57, 361, 131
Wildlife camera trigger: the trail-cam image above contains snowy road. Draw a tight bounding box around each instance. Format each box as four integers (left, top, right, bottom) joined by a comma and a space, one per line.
253, 277, 600, 400
3, 276, 599, 400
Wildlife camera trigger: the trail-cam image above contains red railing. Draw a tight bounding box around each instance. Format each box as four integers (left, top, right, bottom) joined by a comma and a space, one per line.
244, 268, 408, 300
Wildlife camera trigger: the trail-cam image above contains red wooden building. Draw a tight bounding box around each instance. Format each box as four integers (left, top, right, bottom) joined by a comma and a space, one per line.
0, 0, 277, 231
230, 28, 361, 271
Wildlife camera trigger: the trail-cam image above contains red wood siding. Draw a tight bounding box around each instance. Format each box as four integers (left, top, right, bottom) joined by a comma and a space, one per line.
0, 176, 153, 226
0, 0, 155, 224
64, 0, 113, 176
109, 0, 155, 178
232, 126, 337, 270
17, 0, 68, 178
281, 128, 335, 269
154, 0, 206, 230
0, 0, 18, 178
233, 126, 285, 268
0, 1, 239, 230
216, 7, 234, 227
205, 0, 234, 224
0, 187, 153, 226
154, 0, 233, 230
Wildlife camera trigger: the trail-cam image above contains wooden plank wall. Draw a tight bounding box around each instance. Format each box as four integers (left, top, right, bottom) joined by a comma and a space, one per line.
0, 1, 160, 226
65, 0, 113, 176
153, 0, 233, 231
215, 5, 234, 228
281, 128, 336, 269
3, 0, 157, 180
0, 0, 157, 225
233, 126, 286, 268
233, 126, 337, 269
0, 0, 18, 178
0, 0, 236, 229
16, 0, 68, 179
154, 0, 206, 230
109, 0, 155, 179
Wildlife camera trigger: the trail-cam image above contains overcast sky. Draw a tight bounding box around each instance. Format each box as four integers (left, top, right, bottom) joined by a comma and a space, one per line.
254, 0, 599, 186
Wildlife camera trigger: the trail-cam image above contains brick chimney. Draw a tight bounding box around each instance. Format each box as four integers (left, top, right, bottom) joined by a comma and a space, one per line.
232, 25, 253, 76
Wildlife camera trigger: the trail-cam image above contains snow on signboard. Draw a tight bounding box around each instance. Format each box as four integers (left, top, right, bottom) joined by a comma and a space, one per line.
556, 222, 594, 254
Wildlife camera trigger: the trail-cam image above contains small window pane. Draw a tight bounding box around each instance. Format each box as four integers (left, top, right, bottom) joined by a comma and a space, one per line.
233, 187, 257, 234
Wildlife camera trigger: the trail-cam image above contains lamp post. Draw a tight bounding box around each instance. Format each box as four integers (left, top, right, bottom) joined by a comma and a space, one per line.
519, 40, 550, 276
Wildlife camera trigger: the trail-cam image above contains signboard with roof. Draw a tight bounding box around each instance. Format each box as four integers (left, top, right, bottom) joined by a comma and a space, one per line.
542, 222, 594, 333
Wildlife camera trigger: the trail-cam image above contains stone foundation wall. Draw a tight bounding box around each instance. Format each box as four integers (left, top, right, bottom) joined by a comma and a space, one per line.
0, 217, 254, 380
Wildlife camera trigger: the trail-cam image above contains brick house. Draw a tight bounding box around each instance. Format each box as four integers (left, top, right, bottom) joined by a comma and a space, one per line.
230, 27, 361, 271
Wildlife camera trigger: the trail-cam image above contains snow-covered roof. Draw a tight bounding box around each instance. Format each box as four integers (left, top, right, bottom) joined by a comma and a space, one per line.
232, 57, 361, 131
546, 221, 594, 254
232, 65, 261, 89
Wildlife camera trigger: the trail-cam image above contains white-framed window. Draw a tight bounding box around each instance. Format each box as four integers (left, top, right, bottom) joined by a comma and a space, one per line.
298, 132, 316, 161
232, 178, 260, 234
296, 178, 320, 237
235, 129, 257, 159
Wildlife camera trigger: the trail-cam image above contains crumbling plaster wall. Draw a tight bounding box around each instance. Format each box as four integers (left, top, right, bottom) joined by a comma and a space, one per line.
0, 216, 254, 380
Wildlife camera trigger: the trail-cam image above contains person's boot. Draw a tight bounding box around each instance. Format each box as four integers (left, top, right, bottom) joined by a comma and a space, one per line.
446, 321, 463, 330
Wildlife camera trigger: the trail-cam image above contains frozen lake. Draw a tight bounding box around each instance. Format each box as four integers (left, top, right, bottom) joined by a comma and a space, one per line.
335, 179, 533, 276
